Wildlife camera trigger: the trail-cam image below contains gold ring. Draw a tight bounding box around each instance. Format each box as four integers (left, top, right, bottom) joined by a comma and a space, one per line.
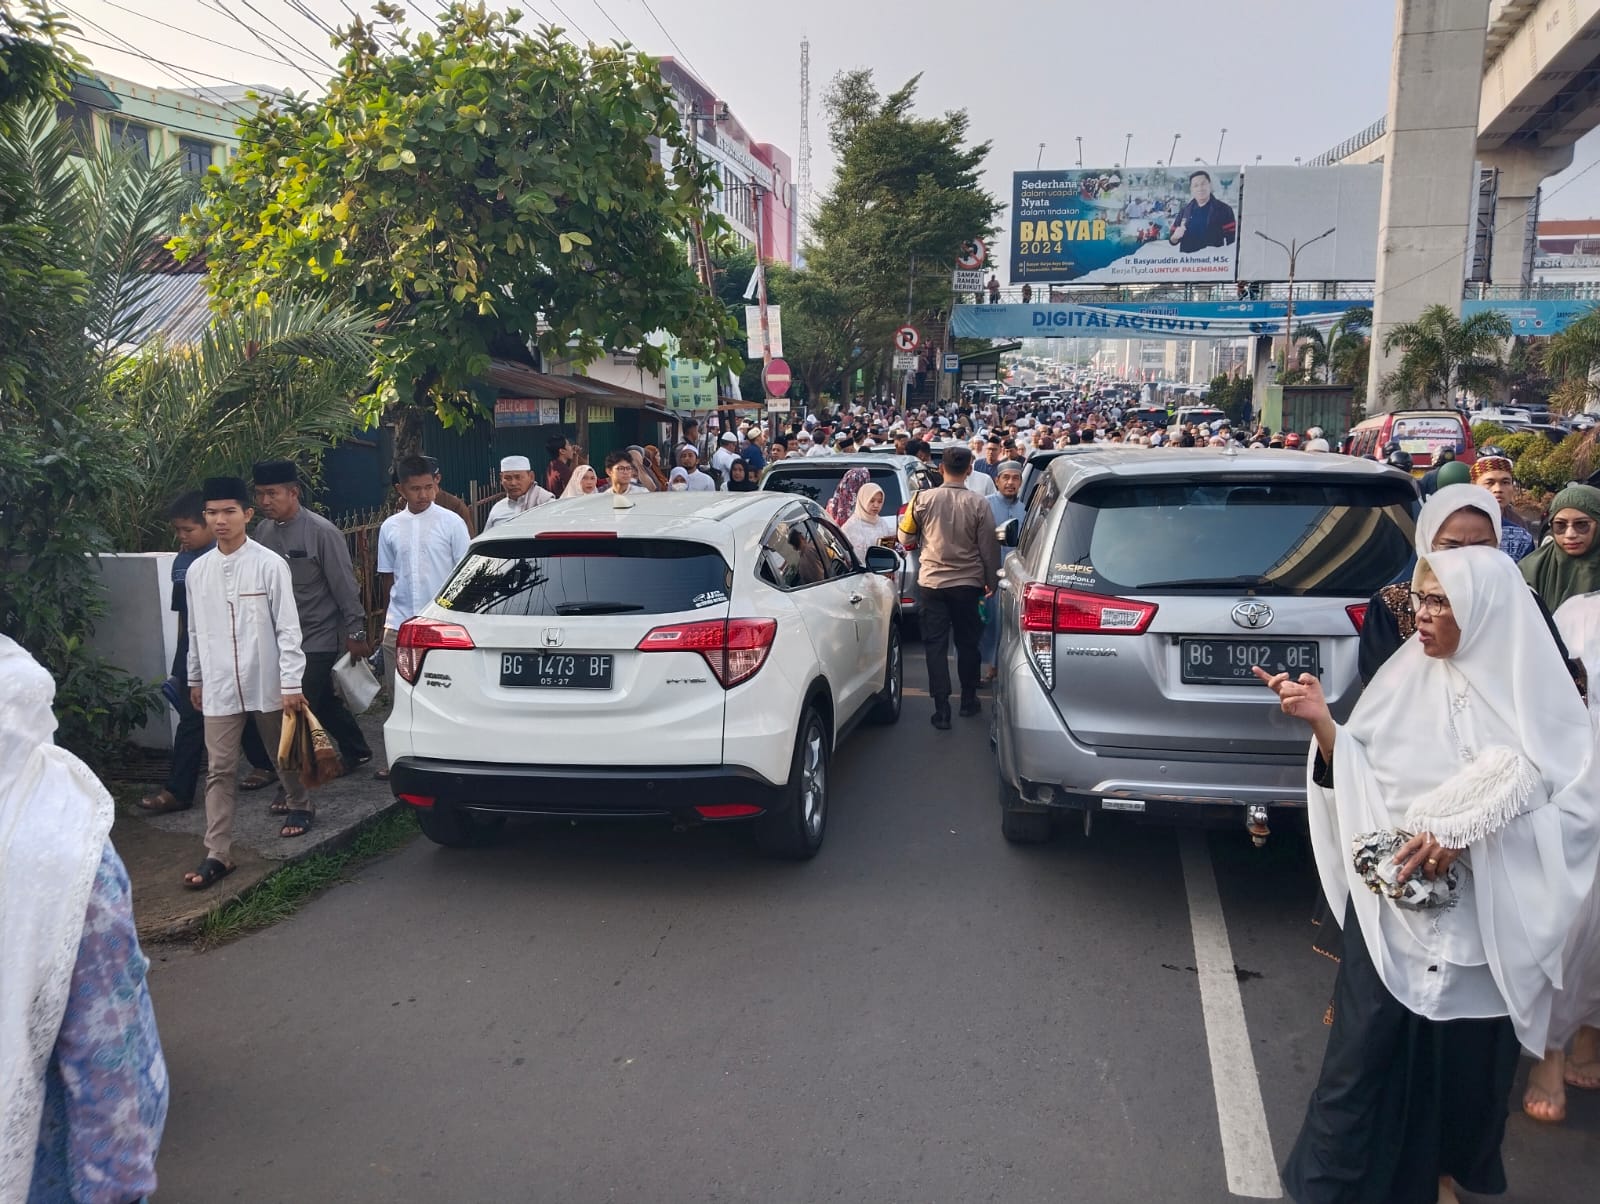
1426, 858, 1439, 866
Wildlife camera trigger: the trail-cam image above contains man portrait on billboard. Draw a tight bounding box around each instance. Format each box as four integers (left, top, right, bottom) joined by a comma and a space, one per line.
1168, 169, 1236, 254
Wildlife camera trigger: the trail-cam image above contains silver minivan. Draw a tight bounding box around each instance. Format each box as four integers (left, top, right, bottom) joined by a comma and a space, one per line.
992, 449, 1417, 843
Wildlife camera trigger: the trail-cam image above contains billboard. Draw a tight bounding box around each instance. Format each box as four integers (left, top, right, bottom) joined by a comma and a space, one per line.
1011, 166, 1241, 284
1234, 165, 1381, 282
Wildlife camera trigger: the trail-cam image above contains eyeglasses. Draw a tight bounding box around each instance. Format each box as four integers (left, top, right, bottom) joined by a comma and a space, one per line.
1552, 518, 1596, 537
1409, 591, 1453, 617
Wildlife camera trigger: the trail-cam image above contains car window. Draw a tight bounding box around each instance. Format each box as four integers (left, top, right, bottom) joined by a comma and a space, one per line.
759, 516, 829, 590
1018, 477, 1058, 561
437, 538, 731, 616
1390, 414, 1467, 461
762, 465, 907, 510
809, 520, 858, 577
1049, 478, 1417, 596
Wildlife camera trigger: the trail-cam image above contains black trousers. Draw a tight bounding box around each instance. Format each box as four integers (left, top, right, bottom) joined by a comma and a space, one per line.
921, 585, 984, 701
302, 650, 372, 763
166, 646, 272, 799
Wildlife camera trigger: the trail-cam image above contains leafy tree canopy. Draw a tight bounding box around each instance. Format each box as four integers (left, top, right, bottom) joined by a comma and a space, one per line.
179, 2, 738, 426
1380, 303, 1510, 407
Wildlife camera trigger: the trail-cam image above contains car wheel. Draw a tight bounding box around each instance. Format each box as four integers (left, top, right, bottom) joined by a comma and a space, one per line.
417, 806, 502, 848
998, 770, 1051, 844
868, 625, 903, 725
756, 706, 829, 860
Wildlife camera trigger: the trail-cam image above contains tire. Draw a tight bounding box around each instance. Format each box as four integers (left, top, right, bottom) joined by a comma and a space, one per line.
756, 706, 830, 860
417, 806, 502, 848
867, 625, 903, 725
998, 770, 1052, 844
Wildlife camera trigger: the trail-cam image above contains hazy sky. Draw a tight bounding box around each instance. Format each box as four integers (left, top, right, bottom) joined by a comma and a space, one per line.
67, 0, 1600, 265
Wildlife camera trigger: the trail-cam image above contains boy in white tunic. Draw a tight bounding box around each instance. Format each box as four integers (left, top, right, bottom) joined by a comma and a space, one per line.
375, 456, 472, 775
184, 477, 312, 888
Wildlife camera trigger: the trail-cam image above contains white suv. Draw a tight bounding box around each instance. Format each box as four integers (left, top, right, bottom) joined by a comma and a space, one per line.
384, 492, 903, 859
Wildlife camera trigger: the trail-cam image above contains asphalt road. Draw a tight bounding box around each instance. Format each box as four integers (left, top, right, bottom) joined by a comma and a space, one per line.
148, 659, 1598, 1203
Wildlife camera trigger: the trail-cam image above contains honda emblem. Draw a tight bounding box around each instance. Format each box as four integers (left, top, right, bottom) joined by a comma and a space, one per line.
542, 628, 564, 648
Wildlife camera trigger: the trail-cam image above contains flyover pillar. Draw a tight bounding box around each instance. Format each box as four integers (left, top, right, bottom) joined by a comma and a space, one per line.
1482, 144, 1574, 289
1368, 0, 1491, 413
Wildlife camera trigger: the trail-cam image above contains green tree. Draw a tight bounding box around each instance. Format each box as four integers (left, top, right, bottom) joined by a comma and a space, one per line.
793, 70, 1000, 396
1380, 303, 1510, 406
179, 2, 737, 438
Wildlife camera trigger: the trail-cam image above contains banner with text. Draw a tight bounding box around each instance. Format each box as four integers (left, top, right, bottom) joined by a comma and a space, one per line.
951, 300, 1364, 340
1011, 166, 1242, 284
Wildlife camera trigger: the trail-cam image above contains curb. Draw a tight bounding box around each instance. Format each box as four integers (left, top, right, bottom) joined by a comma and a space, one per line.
145, 798, 407, 944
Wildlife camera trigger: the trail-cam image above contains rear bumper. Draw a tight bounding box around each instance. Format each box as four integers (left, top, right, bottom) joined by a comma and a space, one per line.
388, 757, 788, 820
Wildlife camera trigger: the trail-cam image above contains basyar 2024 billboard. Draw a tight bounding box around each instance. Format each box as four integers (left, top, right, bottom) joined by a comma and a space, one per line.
1011, 166, 1242, 284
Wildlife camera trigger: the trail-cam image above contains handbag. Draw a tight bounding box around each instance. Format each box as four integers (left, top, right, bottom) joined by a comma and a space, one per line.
1351, 829, 1461, 910
331, 651, 381, 715
277, 707, 344, 788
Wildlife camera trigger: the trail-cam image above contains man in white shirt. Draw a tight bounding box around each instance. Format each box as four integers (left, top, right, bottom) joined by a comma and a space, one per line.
676, 445, 718, 492
604, 448, 647, 495
710, 431, 740, 481
485, 454, 554, 530
376, 456, 471, 757
184, 476, 311, 886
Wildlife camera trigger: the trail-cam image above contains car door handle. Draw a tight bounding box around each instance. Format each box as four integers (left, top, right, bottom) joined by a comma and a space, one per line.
848, 593, 864, 605
998, 579, 1012, 592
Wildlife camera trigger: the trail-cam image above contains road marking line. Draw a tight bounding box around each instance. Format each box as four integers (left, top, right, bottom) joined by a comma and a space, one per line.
1179, 830, 1282, 1199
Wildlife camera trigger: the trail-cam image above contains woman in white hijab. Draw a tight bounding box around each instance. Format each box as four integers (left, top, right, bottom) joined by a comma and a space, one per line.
1265, 548, 1600, 1204
0, 635, 167, 1202
559, 464, 598, 499
839, 481, 897, 560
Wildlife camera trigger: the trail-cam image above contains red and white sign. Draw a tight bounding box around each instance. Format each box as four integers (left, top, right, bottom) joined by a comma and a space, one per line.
956, 239, 987, 270
762, 357, 792, 398
893, 325, 921, 352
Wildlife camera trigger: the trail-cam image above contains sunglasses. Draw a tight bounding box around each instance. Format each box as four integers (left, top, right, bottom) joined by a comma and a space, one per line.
1552, 518, 1596, 536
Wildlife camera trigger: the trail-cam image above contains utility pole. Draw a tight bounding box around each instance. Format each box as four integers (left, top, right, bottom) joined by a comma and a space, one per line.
1255, 227, 1337, 377
902, 253, 916, 410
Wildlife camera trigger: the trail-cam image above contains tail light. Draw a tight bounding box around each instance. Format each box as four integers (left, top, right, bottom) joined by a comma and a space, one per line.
1345, 603, 1368, 632
637, 618, 777, 688
1019, 583, 1158, 689
395, 618, 475, 683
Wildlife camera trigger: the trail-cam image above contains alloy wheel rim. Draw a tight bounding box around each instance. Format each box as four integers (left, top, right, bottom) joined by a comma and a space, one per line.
889, 637, 901, 706
801, 723, 826, 837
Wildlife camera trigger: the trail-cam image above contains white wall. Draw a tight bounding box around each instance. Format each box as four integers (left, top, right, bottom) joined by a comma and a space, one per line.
86, 552, 178, 750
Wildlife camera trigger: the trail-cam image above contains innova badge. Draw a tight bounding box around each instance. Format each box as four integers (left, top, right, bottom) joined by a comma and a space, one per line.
1231, 601, 1274, 630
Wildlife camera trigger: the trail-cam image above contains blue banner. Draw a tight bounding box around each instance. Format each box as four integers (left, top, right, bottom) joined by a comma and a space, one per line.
950, 300, 1367, 341
1460, 298, 1594, 335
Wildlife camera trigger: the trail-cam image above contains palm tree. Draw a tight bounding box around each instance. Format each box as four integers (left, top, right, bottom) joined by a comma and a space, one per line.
1289, 306, 1371, 388
1380, 303, 1510, 407
1543, 304, 1600, 384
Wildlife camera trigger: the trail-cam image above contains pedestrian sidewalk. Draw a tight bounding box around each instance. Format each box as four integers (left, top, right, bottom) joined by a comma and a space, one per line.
112, 712, 397, 943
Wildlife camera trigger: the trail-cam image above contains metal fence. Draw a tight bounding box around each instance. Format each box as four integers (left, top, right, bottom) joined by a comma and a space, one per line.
336, 482, 503, 636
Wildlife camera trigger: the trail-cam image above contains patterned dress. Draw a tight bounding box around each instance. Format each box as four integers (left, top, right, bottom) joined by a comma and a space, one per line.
29, 842, 167, 1204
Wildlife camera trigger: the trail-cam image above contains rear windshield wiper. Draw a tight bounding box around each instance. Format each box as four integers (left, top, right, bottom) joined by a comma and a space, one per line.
553, 601, 646, 615
1132, 575, 1292, 593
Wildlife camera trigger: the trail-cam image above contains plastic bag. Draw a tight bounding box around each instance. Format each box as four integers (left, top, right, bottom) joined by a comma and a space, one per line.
277, 707, 343, 789
331, 651, 381, 715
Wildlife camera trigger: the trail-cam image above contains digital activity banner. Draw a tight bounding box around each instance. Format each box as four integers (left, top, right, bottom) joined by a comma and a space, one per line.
951, 300, 1366, 341
1011, 166, 1241, 284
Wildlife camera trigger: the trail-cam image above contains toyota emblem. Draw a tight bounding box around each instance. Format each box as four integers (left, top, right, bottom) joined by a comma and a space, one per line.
1231, 601, 1274, 630
542, 628, 564, 648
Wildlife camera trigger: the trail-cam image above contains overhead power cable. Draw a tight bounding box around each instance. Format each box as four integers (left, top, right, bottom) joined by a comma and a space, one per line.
231, 0, 336, 68
634, 0, 700, 77
200, 0, 328, 86
83, 0, 329, 72
62, 11, 263, 117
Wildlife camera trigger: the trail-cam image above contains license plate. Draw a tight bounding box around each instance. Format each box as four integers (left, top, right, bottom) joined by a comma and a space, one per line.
1180, 638, 1320, 686
499, 652, 614, 690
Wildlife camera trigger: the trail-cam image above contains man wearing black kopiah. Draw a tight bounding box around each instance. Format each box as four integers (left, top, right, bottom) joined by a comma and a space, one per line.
1168, 170, 1236, 255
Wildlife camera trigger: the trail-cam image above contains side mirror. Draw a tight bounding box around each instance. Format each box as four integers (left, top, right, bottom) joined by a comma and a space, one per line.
863, 545, 900, 575
998, 518, 1020, 547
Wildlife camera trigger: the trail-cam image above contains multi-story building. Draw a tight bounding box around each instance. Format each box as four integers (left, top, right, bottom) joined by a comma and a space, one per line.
53, 70, 249, 175
657, 57, 798, 266
1531, 218, 1600, 295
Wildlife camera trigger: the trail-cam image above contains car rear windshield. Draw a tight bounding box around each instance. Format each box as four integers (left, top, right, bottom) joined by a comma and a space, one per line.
1048, 478, 1417, 597
436, 538, 732, 617
1391, 413, 1468, 459
763, 466, 906, 509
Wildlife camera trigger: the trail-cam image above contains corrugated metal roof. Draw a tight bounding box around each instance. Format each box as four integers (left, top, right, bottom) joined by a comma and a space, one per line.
123, 274, 214, 348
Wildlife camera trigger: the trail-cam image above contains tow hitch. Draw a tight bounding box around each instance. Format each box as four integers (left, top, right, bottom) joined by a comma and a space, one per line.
1245, 804, 1270, 847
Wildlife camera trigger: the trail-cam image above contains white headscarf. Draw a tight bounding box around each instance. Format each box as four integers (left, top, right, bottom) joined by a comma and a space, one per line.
1308, 548, 1600, 1054
1415, 482, 1501, 554
0, 635, 116, 1200
840, 482, 895, 560
559, 464, 597, 499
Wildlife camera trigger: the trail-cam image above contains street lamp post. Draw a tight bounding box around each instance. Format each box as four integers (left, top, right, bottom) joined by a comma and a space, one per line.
1255, 227, 1337, 377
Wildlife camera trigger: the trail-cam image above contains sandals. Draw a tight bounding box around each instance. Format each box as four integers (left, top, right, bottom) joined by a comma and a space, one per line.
183, 857, 235, 890
280, 809, 315, 839
240, 768, 278, 792
138, 788, 191, 814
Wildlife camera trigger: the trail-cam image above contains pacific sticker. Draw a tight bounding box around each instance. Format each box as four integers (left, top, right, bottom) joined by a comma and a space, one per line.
693, 590, 728, 608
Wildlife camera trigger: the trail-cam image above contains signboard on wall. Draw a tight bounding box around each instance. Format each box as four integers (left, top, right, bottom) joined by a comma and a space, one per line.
494, 397, 561, 427
1233, 165, 1382, 282
745, 305, 783, 358
666, 357, 719, 409
1010, 165, 1241, 284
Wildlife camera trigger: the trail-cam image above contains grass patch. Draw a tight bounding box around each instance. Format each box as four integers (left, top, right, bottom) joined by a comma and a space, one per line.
195, 808, 419, 948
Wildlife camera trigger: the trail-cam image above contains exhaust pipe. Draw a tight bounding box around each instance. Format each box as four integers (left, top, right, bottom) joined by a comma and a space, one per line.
1245, 804, 1270, 847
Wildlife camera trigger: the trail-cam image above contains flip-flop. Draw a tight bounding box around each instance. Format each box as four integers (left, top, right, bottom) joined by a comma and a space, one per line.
373, 768, 390, 781
183, 857, 235, 890
240, 769, 278, 791
138, 789, 191, 814
280, 810, 315, 839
